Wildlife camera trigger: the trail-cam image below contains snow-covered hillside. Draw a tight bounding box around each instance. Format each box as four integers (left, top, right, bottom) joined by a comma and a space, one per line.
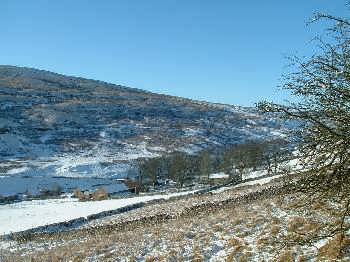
0, 65, 294, 196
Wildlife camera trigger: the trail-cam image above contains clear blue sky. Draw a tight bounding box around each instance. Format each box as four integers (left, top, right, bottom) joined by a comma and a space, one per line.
1, 1, 348, 106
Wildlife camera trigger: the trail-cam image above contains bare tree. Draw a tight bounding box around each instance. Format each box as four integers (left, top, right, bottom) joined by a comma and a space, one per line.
258, 12, 350, 257
199, 150, 211, 182
169, 152, 190, 187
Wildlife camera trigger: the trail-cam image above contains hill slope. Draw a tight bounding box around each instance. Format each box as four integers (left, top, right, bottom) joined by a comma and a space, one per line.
0, 65, 287, 181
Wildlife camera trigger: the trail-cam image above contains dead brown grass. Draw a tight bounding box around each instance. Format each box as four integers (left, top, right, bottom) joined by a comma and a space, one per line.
318, 234, 350, 260
3, 188, 349, 262
277, 250, 296, 262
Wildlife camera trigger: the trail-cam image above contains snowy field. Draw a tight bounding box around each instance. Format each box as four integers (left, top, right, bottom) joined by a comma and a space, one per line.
0, 190, 197, 235
0, 165, 290, 236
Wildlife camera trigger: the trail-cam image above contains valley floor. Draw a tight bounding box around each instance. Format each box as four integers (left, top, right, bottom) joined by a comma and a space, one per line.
1, 177, 349, 261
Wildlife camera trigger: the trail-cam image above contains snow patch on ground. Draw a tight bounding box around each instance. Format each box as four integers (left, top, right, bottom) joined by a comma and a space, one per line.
0, 190, 197, 235
234, 175, 283, 188
242, 169, 267, 180
183, 127, 203, 137
6, 166, 30, 175
270, 130, 287, 138
209, 172, 230, 179
211, 174, 283, 194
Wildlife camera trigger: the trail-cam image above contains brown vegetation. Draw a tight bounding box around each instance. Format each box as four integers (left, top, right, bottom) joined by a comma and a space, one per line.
2, 183, 349, 261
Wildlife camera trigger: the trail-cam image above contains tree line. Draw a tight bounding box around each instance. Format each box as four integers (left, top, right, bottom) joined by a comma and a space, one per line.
132, 138, 290, 191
